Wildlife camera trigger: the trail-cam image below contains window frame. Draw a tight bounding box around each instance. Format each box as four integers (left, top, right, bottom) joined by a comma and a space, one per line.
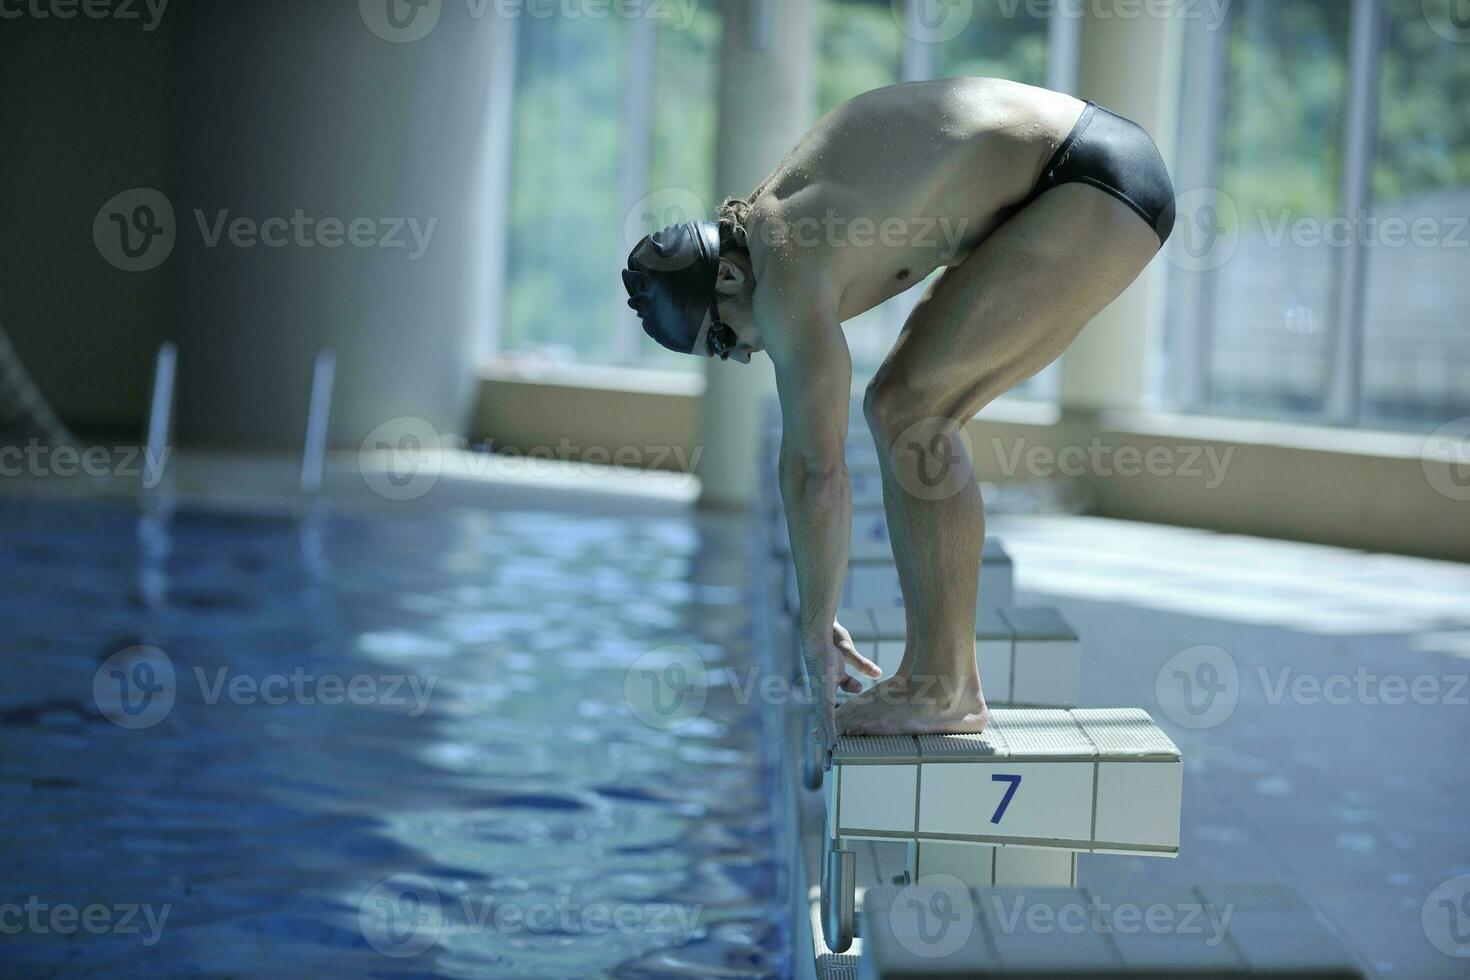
1169, 0, 1389, 428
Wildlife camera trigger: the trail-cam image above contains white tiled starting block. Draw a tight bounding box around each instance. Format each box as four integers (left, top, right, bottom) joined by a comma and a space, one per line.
838, 605, 1080, 707
912, 839, 1078, 887
781, 536, 1013, 613
820, 708, 1182, 952
826, 708, 1181, 854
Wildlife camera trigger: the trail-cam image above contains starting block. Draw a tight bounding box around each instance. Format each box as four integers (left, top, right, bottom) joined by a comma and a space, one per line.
795, 602, 1080, 792
821, 708, 1182, 952
782, 536, 1013, 613
838, 605, 1081, 707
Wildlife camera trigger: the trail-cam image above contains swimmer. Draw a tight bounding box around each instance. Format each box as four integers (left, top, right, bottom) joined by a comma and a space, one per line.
622, 78, 1174, 752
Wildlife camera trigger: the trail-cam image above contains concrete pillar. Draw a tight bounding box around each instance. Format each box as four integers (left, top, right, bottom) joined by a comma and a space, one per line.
168, 1, 504, 449
1057, 2, 1185, 414
697, 0, 817, 509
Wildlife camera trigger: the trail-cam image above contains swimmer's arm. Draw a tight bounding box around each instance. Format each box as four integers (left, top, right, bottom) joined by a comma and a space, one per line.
759, 280, 854, 750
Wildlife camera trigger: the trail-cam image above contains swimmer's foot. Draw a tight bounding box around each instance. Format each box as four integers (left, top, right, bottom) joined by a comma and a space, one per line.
834, 674, 988, 736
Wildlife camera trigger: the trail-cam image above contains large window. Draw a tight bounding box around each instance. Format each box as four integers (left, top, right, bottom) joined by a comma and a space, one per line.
501, 4, 721, 370
1361, 0, 1470, 428
1167, 0, 1470, 431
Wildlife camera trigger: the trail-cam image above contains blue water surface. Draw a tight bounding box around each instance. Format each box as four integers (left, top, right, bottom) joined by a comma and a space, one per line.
0, 498, 788, 978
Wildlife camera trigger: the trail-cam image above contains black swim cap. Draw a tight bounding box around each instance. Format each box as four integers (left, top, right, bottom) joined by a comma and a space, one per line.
622, 220, 721, 356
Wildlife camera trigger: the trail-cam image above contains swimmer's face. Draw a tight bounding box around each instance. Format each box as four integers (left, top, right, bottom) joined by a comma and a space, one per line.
694, 303, 762, 364
703, 254, 761, 364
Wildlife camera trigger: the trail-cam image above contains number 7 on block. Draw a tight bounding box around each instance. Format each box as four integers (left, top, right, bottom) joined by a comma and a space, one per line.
990, 773, 1022, 824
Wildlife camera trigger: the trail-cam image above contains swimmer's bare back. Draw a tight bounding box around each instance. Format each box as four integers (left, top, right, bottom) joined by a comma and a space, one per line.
744, 78, 1089, 319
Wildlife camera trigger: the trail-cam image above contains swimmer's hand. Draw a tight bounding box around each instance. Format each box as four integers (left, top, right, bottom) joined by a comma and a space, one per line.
802, 621, 883, 757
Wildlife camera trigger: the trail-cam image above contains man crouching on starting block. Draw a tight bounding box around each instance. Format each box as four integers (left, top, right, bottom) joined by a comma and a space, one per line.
622, 79, 1174, 754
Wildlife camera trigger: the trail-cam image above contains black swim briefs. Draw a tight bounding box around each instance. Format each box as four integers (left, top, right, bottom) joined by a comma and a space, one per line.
1023, 101, 1177, 247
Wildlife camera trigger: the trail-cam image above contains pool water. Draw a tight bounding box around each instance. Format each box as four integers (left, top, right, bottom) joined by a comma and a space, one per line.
0, 498, 789, 978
